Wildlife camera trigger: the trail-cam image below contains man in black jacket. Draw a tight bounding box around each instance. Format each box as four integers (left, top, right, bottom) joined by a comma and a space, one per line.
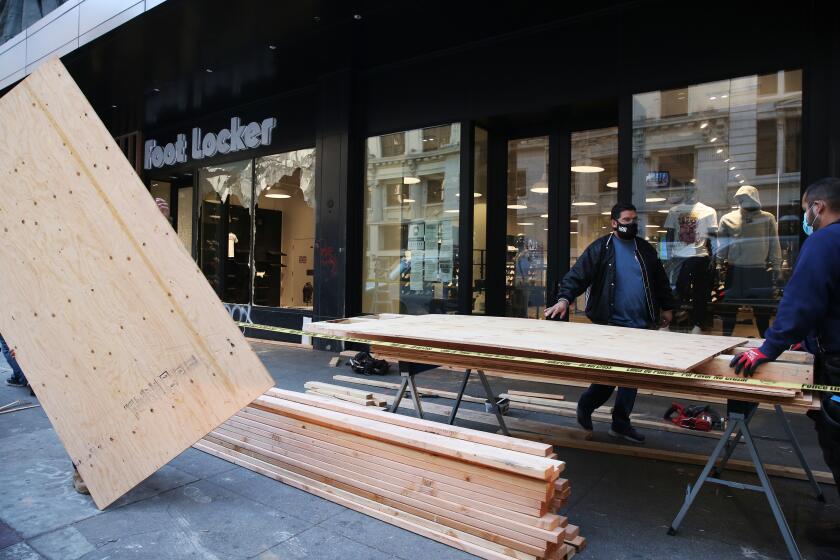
545, 203, 675, 443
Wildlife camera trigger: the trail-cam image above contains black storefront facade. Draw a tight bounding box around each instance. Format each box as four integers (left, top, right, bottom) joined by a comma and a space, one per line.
49, 1, 840, 348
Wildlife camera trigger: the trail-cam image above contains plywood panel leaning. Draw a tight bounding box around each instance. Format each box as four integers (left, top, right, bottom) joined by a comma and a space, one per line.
0, 59, 275, 508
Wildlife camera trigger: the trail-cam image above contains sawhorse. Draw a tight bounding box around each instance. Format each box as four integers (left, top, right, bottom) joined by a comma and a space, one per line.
668, 405, 824, 560
388, 361, 510, 436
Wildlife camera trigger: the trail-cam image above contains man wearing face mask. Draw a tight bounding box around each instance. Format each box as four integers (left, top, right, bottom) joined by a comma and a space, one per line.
545, 203, 675, 443
729, 178, 840, 559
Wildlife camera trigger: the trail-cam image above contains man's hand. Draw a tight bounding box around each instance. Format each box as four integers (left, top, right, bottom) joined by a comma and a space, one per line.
660, 310, 673, 328
730, 348, 770, 376
544, 300, 569, 320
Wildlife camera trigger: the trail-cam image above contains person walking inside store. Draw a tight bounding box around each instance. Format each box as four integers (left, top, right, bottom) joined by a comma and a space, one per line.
729, 178, 840, 560
545, 203, 675, 443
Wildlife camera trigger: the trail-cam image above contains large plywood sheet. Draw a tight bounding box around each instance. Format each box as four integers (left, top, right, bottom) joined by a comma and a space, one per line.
0, 59, 274, 508
306, 315, 747, 372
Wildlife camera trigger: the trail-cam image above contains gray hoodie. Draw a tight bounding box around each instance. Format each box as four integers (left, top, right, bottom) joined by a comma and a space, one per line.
716, 186, 782, 271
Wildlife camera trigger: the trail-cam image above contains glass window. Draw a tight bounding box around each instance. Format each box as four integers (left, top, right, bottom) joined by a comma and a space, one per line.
150, 181, 171, 224
254, 149, 316, 309
569, 127, 618, 323
363, 124, 461, 314
472, 127, 488, 313
506, 136, 548, 319
381, 132, 405, 157
177, 187, 193, 253
632, 70, 802, 337
197, 160, 253, 303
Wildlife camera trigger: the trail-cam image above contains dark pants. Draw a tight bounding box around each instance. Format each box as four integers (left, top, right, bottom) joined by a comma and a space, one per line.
0, 333, 25, 384
675, 256, 710, 328
812, 354, 840, 494
579, 384, 637, 432
721, 265, 773, 337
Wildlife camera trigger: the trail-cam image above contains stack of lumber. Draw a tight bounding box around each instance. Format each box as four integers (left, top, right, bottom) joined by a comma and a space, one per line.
305, 315, 816, 409
304, 381, 387, 407
196, 388, 586, 559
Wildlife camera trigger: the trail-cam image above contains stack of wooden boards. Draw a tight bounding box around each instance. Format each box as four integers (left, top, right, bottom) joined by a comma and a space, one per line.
304, 380, 387, 407
196, 388, 586, 560
305, 315, 816, 409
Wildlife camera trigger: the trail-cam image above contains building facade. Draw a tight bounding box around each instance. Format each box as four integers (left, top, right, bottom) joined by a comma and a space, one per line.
3, 1, 839, 347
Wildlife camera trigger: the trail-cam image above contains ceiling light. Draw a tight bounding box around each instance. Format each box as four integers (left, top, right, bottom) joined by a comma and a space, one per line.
606, 181, 618, 189
455, 192, 482, 198
530, 171, 549, 193
111, 104, 117, 108
601, 226, 607, 229
721, 94, 729, 98
700, 122, 709, 129
531, 186, 549, 194
268, 45, 277, 50
716, 149, 723, 154
507, 245, 517, 251
710, 96, 717, 100
729, 166, 736, 171
444, 209, 459, 213
724, 158, 731, 163
570, 231, 578, 234
646, 197, 666, 202
517, 222, 534, 226
601, 211, 611, 215
353, 13, 362, 20
540, 214, 549, 218
690, 178, 696, 183
402, 198, 415, 203
545, 228, 550, 231
570, 219, 579, 223
645, 224, 660, 228
205, 68, 213, 73
738, 180, 745, 184
710, 137, 718, 143
152, 88, 160, 93
266, 192, 291, 199
732, 205, 739, 209
507, 204, 528, 209
657, 229, 668, 233
403, 176, 420, 184
657, 210, 669, 213
572, 201, 597, 206
571, 165, 605, 173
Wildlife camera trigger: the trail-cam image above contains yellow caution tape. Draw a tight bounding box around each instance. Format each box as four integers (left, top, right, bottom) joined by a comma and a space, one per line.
238, 322, 838, 395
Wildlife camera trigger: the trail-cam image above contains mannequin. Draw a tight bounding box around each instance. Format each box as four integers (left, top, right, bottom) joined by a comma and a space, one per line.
716, 185, 782, 337
663, 184, 717, 333
511, 233, 531, 317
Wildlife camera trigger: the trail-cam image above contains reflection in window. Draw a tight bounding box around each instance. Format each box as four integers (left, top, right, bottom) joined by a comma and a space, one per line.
506, 137, 548, 319
632, 69, 802, 337
569, 127, 618, 323
472, 127, 488, 313
197, 160, 253, 303
381, 132, 405, 157
254, 149, 316, 309
363, 125, 461, 314
177, 186, 193, 253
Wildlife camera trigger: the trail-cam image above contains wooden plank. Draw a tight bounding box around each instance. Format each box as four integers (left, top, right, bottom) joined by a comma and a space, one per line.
508, 430, 836, 485
305, 389, 384, 407
333, 374, 487, 404
194, 440, 542, 560
226, 413, 547, 517
304, 381, 374, 399
0, 59, 274, 508
255, 394, 563, 481
306, 314, 747, 371
272, 387, 553, 457
241, 406, 553, 501
508, 390, 565, 401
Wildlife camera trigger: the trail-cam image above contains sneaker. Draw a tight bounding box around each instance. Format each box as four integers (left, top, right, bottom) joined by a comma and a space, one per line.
609, 426, 645, 443
5, 377, 25, 388
72, 469, 90, 495
576, 406, 593, 431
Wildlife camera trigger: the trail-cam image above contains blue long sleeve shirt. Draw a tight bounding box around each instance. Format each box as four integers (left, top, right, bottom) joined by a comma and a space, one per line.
760, 220, 840, 360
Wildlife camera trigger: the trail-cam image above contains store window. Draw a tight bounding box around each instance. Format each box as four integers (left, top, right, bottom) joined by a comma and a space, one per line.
569, 127, 618, 323
472, 127, 488, 313
254, 149, 316, 309
363, 124, 461, 314
632, 69, 802, 337
150, 181, 172, 226
197, 160, 253, 304
506, 136, 548, 319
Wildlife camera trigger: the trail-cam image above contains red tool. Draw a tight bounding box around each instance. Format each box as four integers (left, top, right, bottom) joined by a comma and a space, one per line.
663, 402, 724, 431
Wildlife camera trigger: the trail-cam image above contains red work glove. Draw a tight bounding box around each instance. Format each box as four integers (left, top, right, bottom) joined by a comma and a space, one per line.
789, 342, 805, 351
730, 348, 770, 376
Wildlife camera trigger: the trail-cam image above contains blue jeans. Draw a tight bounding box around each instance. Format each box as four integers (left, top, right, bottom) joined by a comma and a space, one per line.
578, 384, 637, 432
0, 333, 26, 384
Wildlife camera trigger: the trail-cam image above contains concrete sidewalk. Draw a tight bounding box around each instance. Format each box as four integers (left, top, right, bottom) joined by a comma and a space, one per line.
0, 340, 838, 559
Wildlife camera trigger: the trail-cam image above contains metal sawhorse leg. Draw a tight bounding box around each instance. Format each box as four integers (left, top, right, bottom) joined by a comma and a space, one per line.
667, 411, 802, 559
388, 362, 510, 436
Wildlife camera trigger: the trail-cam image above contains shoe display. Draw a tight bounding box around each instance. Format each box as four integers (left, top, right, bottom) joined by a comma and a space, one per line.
609, 426, 646, 443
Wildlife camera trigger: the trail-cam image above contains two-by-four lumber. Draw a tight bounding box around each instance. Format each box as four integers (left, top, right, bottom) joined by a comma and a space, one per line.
268, 388, 554, 457
305, 388, 386, 407
194, 440, 542, 560
304, 381, 374, 399
508, 390, 565, 401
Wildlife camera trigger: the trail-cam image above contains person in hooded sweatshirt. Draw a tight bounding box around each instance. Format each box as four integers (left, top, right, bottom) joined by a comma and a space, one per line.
716, 185, 782, 337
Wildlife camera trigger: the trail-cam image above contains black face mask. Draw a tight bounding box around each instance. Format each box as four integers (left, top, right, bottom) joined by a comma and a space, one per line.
614, 222, 638, 240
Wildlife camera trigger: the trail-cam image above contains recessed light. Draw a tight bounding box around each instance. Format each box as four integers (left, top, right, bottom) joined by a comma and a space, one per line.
710, 96, 717, 100
111, 104, 117, 108
721, 94, 729, 98
403, 176, 420, 184
152, 88, 160, 93
710, 137, 718, 143
700, 122, 709, 129
606, 181, 618, 189
455, 192, 482, 198
657, 210, 669, 213
570, 219, 579, 223
444, 209, 459, 213
645, 224, 660, 228
266, 193, 291, 199
540, 214, 549, 218
571, 165, 605, 173
205, 68, 213, 73
646, 197, 666, 203
735, 174, 741, 178
729, 166, 736, 171
530, 187, 549, 194
657, 229, 668, 233
268, 45, 277, 50
716, 149, 723, 154
570, 231, 578, 234
572, 201, 597, 206
739, 180, 745, 184
402, 198, 415, 203
545, 228, 550, 231
724, 158, 731, 163
507, 204, 527, 210
353, 13, 362, 20
601, 211, 611, 215
517, 222, 534, 226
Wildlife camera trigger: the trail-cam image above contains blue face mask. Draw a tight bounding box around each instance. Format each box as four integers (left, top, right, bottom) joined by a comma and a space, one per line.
803, 203, 818, 236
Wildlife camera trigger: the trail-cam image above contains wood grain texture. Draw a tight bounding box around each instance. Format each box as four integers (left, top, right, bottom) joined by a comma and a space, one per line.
305, 314, 747, 371
0, 59, 274, 508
